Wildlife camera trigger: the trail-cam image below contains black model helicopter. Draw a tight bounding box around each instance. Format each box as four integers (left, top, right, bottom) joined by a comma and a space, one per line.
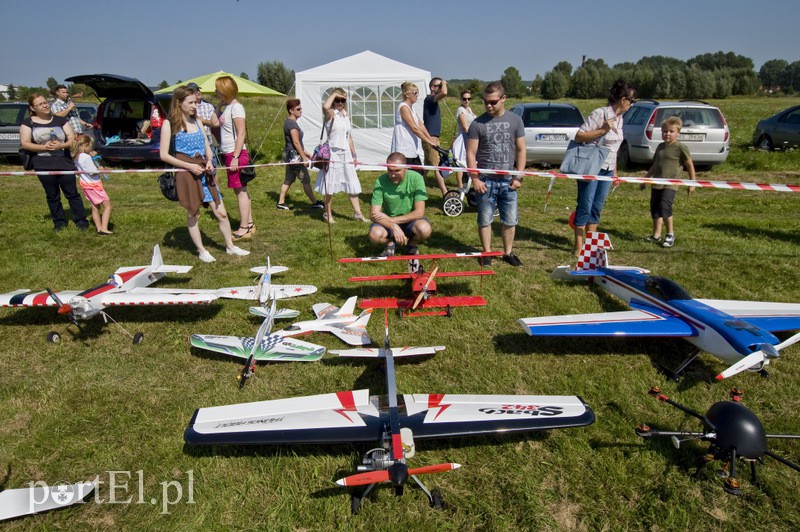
635, 386, 800, 494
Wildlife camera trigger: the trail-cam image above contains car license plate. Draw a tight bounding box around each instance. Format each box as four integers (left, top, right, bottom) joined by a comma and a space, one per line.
679, 133, 704, 141
0, 133, 20, 140
538, 133, 567, 141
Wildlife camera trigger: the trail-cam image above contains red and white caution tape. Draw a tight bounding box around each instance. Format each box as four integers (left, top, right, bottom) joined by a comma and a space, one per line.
2, 159, 798, 193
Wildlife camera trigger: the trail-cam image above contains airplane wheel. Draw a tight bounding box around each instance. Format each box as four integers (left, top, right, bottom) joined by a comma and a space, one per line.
132, 332, 144, 345
46, 331, 61, 344
442, 191, 463, 217
395, 485, 404, 497
350, 495, 362, 515
430, 489, 443, 509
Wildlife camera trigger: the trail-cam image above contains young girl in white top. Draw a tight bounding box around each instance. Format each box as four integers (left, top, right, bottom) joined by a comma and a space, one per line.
72, 134, 113, 234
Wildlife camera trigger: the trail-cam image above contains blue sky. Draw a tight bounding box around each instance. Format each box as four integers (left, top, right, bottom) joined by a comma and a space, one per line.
2, 0, 798, 88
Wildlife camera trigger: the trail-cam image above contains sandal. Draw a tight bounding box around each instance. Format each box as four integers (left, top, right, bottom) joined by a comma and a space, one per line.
233, 223, 255, 239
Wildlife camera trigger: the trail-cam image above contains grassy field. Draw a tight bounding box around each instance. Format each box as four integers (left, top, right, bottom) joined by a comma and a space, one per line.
0, 97, 799, 530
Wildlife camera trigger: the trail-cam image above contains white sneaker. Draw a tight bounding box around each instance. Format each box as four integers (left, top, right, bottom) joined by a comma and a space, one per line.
198, 250, 216, 263
226, 245, 250, 256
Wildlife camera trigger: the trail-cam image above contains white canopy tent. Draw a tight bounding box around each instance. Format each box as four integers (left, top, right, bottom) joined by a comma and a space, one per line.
295, 51, 431, 171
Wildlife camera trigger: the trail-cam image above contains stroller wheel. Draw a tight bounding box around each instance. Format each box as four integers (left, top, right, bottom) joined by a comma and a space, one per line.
442, 191, 464, 217
466, 189, 478, 208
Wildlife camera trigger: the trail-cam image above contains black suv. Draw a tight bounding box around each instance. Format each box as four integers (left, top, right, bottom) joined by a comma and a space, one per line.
65, 74, 170, 163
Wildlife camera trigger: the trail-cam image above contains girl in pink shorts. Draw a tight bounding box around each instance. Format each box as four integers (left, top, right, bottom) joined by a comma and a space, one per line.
72, 134, 113, 234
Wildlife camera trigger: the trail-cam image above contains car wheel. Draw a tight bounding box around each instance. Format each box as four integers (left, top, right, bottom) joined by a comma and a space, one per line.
617, 142, 631, 170
756, 135, 774, 152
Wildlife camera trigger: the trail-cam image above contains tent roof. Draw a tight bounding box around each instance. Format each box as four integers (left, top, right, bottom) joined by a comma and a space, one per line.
155, 71, 283, 97
296, 51, 430, 83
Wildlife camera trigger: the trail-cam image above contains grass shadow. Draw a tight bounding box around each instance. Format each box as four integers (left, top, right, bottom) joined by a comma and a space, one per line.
701, 222, 798, 244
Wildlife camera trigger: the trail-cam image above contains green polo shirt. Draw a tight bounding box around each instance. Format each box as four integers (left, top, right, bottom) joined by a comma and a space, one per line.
371, 170, 427, 217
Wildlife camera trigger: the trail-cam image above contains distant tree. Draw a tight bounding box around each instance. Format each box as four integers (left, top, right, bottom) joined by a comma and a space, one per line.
257, 60, 295, 94
239, 72, 250, 80
530, 74, 543, 97
713, 73, 733, 99
759, 59, 788, 91
500, 66, 526, 98
787, 61, 800, 92
685, 67, 715, 99
0, 92, 6, 103
688, 51, 754, 71
158, 80, 169, 89
731, 68, 759, 95
552, 61, 573, 77
540, 71, 569, 100
637, 55, 685, 71
570, 58, 610, 99
46, 77, 59, 93
7, 84, 17, 100
463, 79, 484, 95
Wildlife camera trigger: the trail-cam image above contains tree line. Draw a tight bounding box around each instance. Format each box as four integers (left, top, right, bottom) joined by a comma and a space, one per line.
453, 52, 800, 100
3, 53, 797, 103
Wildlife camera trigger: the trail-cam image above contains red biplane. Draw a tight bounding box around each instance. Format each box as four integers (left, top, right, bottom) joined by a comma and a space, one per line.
338, 251, 502, 317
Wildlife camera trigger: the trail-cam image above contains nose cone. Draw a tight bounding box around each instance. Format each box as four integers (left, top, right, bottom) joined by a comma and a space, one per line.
388, 462, 409, 487
57, 303, 73, 315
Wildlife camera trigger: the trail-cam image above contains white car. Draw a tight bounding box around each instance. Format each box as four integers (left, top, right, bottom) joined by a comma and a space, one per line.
509, 103, 584, 166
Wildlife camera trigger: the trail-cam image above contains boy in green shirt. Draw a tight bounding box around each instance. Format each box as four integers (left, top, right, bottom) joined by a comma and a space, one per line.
644, 116, 696, 248
369, 153, 431, 271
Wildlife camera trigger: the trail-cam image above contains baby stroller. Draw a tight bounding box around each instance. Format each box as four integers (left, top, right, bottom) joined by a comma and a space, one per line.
435, 146, 477, 217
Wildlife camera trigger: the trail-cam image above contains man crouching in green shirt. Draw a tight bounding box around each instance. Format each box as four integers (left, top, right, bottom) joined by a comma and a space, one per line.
369, 152, 432, 273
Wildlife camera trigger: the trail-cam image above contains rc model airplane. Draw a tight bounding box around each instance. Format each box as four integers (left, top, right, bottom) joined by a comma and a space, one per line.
276, 296, 373, 346
0, 245, 254, 344
338, 251, 502, 317
519, 233, 800, 380
185, 311, 594, 512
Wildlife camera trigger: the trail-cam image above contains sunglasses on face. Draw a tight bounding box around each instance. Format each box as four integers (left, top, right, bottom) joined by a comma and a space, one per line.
334, 98, 346, 104
484, 97, 503, 106
462, 97, 471, 101
625, 96, 637, 104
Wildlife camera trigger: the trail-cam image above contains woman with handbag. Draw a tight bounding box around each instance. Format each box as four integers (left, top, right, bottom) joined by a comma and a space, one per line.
313, 89, 367, 223
159, 85, 249, 263
571, 79, 637, 256
19, 92, 89, 231
277, 99, 323, 211
215, 75, 255, 239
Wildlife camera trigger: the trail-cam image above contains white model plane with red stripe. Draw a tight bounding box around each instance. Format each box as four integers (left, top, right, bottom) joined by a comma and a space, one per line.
185, 311, 594, 513
519, 233, 800, 381
275, 296, 373, 346
0, 245, 269, 345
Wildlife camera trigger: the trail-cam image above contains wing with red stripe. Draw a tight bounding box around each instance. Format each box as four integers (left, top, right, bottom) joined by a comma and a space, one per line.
338, 251, 503, 263
0, 289, 82, 307
184, 389, 382, 446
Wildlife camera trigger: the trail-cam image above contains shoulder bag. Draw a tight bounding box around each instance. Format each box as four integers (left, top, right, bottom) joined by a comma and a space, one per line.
230, 104, 257, 185
158, 122, 179, 201
311, 116, 332, 171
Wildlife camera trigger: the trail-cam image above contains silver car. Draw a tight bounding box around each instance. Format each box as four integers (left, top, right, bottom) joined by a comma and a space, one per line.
752, 105, 800, 151
0, 103, 27, 157
509, 103, 584, 166
619, 100, 730, 169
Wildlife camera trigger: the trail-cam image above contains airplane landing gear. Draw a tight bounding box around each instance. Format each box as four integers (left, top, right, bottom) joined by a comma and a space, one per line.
46, 331, 61, 343
132, 332, 144, 345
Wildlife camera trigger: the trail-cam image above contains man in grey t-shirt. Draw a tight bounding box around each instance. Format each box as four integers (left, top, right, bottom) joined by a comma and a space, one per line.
466, 82, 526, 267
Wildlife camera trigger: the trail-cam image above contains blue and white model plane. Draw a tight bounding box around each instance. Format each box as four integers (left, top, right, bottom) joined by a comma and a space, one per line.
519, 233, 800, 380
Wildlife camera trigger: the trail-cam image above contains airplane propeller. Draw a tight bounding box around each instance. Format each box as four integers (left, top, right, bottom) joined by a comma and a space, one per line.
412, 267, 438, 310
716, 332, 800, 380
46, 288, 81, 330
335, 462, 461, 487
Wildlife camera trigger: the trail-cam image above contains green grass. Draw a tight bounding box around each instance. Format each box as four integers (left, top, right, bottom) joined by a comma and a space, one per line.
1, 97, 800, 530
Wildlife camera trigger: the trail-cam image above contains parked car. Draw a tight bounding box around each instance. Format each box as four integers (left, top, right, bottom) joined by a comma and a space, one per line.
76, 102, 98, 125
509, 102, 584, 166
752, 105, 800, 151
65, 74, 169, 163
0, 102, 28, 157
619, 100, 729, 169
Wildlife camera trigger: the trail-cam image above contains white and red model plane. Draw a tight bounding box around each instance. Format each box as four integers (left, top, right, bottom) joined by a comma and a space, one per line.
0, 245, 256, 344
519, 233, 800, 380
276, 296, 373, 346
185, 311, 594, 512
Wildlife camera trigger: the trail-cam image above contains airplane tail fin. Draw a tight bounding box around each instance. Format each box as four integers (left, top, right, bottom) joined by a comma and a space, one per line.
150, 244, 192, 274
351, 308, 373, 327
576, 232, 613, 271
339, 296, 358, 317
